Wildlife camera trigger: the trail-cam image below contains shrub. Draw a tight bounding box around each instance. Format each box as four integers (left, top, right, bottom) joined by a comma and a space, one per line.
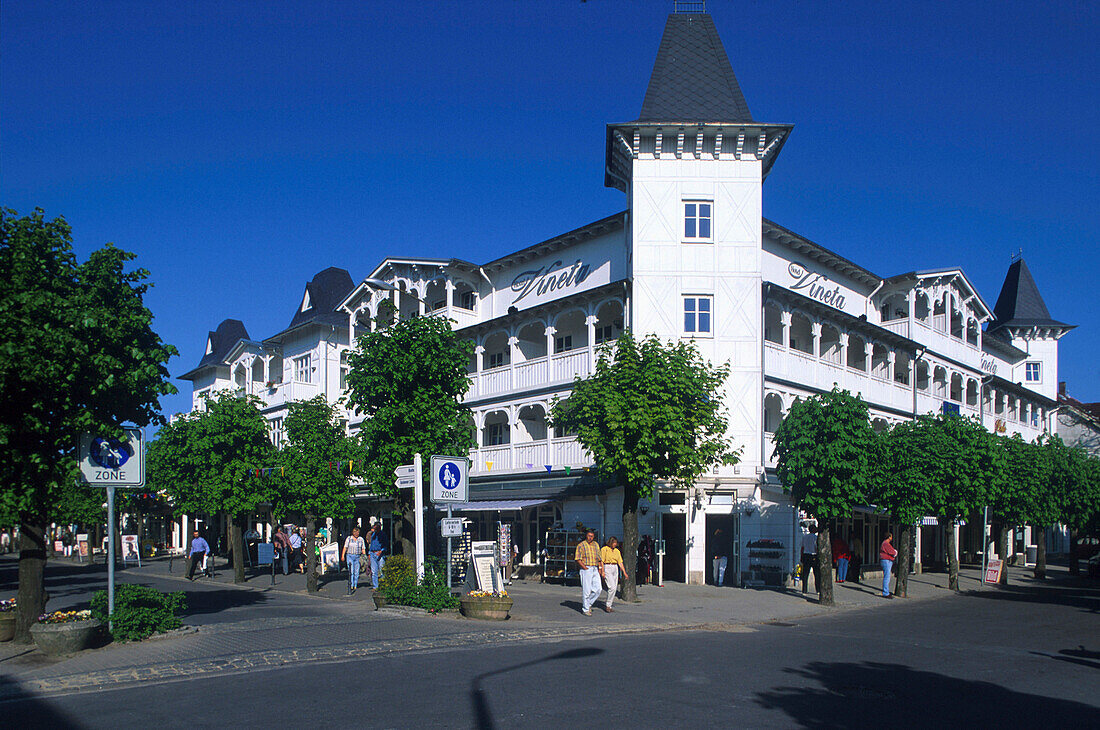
90, 584, 186, 642
381, 556, 458, 612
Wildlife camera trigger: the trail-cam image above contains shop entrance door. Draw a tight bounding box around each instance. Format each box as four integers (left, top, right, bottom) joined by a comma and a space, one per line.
705, 514, 738, 586
661, 513, 687, 583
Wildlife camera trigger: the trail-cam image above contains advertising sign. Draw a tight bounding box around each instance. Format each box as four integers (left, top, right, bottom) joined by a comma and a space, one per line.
121, 535, 140, 562
77, 534, 90, 559
984, 558, 1004, 584
471, 540, 501, 593
431, 455, 469, 503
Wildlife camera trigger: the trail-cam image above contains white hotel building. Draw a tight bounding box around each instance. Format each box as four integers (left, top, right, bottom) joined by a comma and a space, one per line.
179, 11, 1072, 585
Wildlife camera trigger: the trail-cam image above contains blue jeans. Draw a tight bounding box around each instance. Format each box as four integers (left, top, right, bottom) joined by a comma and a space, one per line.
370, 552, 385, 589
347, 554, 361, 590
881, 559, 893, 596
713, 556, 728, 586
837, 557, 849, 582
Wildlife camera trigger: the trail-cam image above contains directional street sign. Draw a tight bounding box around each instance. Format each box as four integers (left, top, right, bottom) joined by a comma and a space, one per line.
394, 464, 416, 479
395, 476, 417, 489
78, 429, 145, 487
430, 455, 468, 503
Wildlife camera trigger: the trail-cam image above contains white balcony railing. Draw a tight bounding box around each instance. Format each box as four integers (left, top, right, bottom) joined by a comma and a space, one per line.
469, 436, 591, 475
468, 348, 594, 400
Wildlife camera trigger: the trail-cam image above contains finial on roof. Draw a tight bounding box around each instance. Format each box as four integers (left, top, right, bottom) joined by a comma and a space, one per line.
1011, 247, 1023, 263
673, 1, 706, 13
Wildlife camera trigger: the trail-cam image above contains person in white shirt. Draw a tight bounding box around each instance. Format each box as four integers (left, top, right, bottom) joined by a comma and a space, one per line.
800, 523, 820, 594
341, 526, 366, 595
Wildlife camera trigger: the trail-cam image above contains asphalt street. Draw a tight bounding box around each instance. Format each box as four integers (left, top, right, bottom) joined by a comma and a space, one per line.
5, 572, 1098, 729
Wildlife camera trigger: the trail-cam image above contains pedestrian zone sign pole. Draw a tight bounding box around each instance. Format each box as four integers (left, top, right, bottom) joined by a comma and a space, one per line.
78, 429, 145, 630
430, 454, 469, 590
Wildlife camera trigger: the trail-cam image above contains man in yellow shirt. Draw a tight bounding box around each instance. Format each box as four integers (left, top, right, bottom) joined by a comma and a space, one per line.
574, 529, 603, 616
600, 537, 626, 612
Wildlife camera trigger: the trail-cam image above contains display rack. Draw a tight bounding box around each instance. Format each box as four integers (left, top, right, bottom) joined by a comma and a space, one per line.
743, 538, 786, 587
542, 526, 597, 583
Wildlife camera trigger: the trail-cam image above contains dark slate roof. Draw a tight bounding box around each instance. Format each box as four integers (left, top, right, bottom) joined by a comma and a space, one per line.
198, 319, 249, 369
285, 267, 355, 331
989, 258, 1072, 331
636, 13, 754, 124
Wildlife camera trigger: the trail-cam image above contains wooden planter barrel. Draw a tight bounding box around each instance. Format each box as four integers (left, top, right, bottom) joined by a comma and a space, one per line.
0, 613, 15, 642
460, 595, 513, 621
31, 619, 104, 655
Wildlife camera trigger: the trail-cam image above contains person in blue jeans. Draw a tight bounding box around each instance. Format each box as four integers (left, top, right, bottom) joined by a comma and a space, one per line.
368, 521, 386, 589
342, 526, 366, 595
879, 531, 898, 598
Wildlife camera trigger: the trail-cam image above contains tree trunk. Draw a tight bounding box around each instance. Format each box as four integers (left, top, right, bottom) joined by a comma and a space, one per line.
816, 527, 834, 606
1034, 526, 1047, 580
394, 494, 415, 562
1068, 528, 1079, 575
998, 523, 1010, 586
896, 524, 912, 598
305, 515, 319, 592
230, 515, 246, 584
15, 518, 48, 644
945, 522, 960, 591
620, 484, 640, 603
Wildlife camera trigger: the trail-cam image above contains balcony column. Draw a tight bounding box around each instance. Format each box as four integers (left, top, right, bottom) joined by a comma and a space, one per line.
811, 322, 822, 359
508, 406, 519, 472
474, 345, 485, 398
907, 289, 916, 327
508, 336, 519, 390
887, 351, 896, 382
445, 279, 455, 313
863, 342, 874, 374
839, 333, 849, 367
585, 315, 598, 372
780, 312, 791, 349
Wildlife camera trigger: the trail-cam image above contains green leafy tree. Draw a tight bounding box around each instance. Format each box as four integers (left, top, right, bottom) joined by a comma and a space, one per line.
772, 387, 875, 606
994, 435, 1044, 584
345, 315, 474, 560
551, 331, 740, 603
0, 209, 177, 642
274, 396, 361, 592
921, 414, 1003, 591
1023, 435, 1059, 579
147, 391, 275, 583
872, 421, 932, 598
1044, 435, 1100, 575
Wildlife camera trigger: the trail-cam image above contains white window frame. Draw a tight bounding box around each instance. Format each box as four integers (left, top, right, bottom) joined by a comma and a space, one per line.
594, 324, 615, 345
683, 200, 713, 242
683, 295, 713, 336
269, 417, 284, 449
293, 354, 313, 384
487, 351, 505, 369
1024, 361, 1041, 383
485, 422, 508, 446
554, 334, 573, 354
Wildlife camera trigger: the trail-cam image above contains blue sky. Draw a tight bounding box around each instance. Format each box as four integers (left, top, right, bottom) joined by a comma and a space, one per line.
3, 0, 1097, 418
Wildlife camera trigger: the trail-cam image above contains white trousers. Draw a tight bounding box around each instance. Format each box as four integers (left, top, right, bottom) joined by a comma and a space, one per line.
603, 566, 620, 608
580, 567, 601, 612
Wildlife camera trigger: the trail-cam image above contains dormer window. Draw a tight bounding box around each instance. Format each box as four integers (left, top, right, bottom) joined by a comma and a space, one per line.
301, 290, 312, 312
205, 338, 214, 355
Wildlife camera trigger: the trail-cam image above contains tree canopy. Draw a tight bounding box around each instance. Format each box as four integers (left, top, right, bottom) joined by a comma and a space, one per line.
0, 208, 177, 642
551, 330, 739, 601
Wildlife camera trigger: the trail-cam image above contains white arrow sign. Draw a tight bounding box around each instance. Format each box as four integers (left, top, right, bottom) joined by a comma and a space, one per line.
394, 464, 416, 479
395, 476, 417, 489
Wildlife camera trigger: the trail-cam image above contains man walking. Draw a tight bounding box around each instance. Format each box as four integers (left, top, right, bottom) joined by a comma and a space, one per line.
575, 529, 603, 616
342, 526, 366, 595
367, 521, 386, 590
187, 529, 210, 581
800, 523, 819, 594
288, 528, 303, 573
273, 527, 290, 574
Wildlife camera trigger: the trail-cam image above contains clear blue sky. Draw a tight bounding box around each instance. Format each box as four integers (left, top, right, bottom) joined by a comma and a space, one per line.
3, 0, 1097, 418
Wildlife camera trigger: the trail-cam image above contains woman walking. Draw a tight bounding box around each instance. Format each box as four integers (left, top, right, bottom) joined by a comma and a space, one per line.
880, 531, 898, 598
600, 537, 626, 612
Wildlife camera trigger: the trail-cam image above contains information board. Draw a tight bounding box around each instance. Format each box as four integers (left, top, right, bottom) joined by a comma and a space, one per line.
471, 540, 501, 593
256, 542, 275, 566
984, 558, 1004, 584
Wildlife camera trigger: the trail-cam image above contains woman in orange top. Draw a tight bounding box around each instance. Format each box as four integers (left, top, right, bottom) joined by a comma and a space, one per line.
600, 537, 626, 612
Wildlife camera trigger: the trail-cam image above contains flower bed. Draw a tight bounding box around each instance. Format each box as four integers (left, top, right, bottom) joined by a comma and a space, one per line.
31, 611, 103, 655
0, 599, 15, 642
38, 609, 93, 624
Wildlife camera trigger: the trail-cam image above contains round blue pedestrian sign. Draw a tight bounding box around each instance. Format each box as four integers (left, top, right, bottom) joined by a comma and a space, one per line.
90, 437, 133, 469
438, 462, 462, 491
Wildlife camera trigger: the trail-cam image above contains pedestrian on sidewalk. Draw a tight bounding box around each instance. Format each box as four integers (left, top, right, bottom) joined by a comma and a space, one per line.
800, 523, 819, 594
637, 535, 655, 586
367, 521, 386, 590
849, 533, 863, 584
342, 526, 366, 595
288, 528, 303, 574
832, 533, 850, 583
187, 530, 211, 581
575, 529, 603, 616
600, 537, 625, 612
273, 527, 290, 575
880, 531, 898, 598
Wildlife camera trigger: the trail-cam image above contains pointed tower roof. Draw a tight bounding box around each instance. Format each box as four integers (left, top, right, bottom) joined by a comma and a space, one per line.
636, 13, 754, 124
989, 258, 1073, 333
285, 267, 355, 331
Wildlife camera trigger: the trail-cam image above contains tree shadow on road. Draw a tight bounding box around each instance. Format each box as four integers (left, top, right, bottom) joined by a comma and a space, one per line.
755, 660, 1099, 727
963, 580, 1100, 614
179, 587, 273, 617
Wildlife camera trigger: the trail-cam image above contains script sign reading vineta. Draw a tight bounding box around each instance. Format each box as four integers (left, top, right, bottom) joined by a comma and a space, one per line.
430, 455, 468, 504
78, 428, 145, 487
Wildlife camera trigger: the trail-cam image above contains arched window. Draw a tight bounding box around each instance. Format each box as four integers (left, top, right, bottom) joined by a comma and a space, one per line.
880, 293, 909, 322
482, 332, 510, 370
594, 300, 624, 345
966, 379, 978, 407
482, 410, 510, 446
764, 304, 784, 345
950, 372, 963, 402
789, 312, 813, 355
820, 324, 842, 364
764, 393, 784, 433
871, 343, 889, 379
515, 322, 547, 362
933, 366, 947, 398
915, 360, 929, 391
553, 310, 588, 354
847, 334, 867, 370
516, 404, 548, 442
914, 292, 930, 323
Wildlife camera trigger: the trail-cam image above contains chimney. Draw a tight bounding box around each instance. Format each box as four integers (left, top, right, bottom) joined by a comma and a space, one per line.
1059, 381, 1066, 397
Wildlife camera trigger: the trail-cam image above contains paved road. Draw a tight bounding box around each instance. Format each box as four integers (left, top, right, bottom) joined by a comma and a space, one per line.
6, 571, 1097, 728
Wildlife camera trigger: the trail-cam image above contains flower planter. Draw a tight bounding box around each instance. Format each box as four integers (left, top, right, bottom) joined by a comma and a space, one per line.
31, 619, 104, 655
460, 595, 513, 621
372, 592, 387, 610
0, 614, 15, 642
